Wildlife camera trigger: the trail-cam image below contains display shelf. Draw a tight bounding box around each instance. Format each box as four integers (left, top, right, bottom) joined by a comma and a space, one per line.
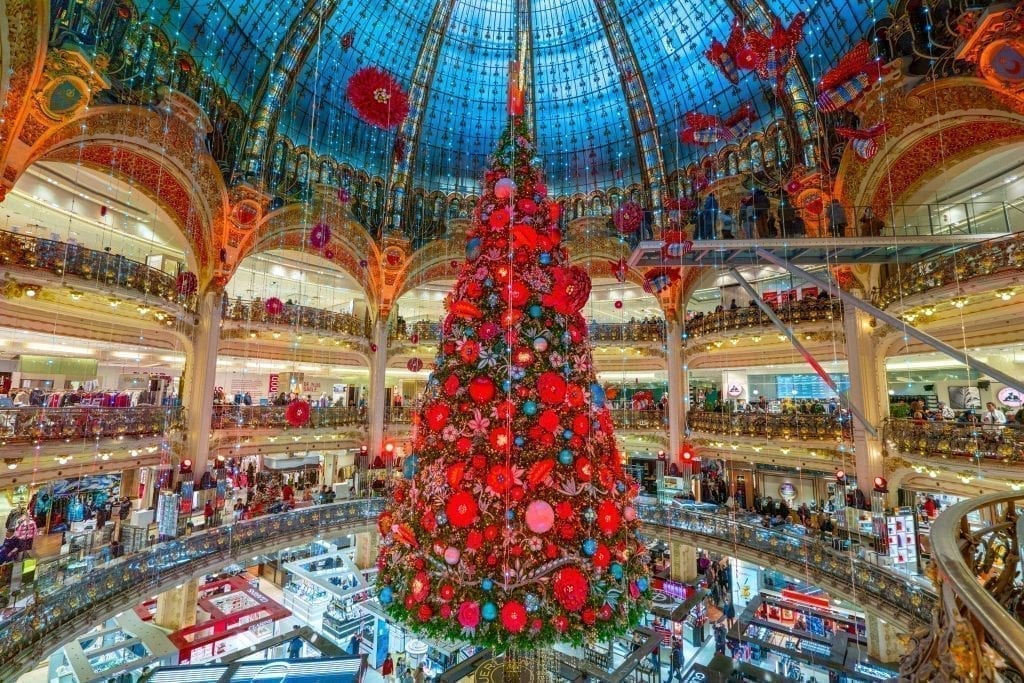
753, 592, 867, 644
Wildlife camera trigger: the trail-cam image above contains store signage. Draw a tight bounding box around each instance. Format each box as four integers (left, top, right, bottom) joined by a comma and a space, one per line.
726, 383, 744, 397
245, 589, 270, 604
268, 373, 279, 394
248, 618, 273, 634
998, 387, 1023, 408
779, 482, 797, 500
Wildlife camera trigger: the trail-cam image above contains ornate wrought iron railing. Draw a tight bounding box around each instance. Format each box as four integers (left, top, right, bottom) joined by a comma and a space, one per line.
900, 492, 1024, 681
0, 230, 196, 312
884, 418, 1024, 463
875, 231, 1024, 309
687, 410, 851, 441
637, 502, 936, 629
0, 499, 385, 681
685, 297, 843, 340
221, 297, 366, 337
210, 405, 364, 430
0, 406, 183, 445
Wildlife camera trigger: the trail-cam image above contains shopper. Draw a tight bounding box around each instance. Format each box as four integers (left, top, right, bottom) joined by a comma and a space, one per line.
381, 654, 395, 682
288, 626, 303, 660
722, 595, 736, 628
413, 664, 425, 683
204, 500, 215, 528
668, 639, 684, 682
110, 539, 124, 559
0, 529, 20, 563
348, 633, 361, 655
827, 198, 847, 237
400, 667, 414, 683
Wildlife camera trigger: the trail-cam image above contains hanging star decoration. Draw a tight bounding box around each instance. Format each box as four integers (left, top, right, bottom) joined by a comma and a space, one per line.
678, 102, 758, 146
816, 42, 890, 113
836, 123, 888, 161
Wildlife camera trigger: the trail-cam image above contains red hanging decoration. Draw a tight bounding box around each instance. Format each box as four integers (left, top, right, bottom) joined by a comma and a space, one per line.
744, 14, 806, 84
175, 271, 198, 297
309, 223, 331, 249
678, 103, 758, 146
346, 67, 410, 130
264, 297, 284, 316
285, 400, 311, 427
642, 267, 682, 295
407, 358, 424, 372
836, 123, 888, 161
613, 201, 645, 234
816, 42, 890, 113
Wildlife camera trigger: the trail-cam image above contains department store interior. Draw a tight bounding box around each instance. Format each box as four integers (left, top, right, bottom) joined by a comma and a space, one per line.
1, 0, 1023, 681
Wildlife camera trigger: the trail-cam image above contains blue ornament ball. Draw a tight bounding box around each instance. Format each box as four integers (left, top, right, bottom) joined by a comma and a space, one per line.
529, 304, 543, 318
523, 400, 538, 416
637, 577, 649, 592
506, 509, 516, 520
514, 436, 525, 447
482, 578, 494, 591
435, 512, 448, 525
502, 379, 513, 393
616, 481, 626, 493
582, 538, 598, 556
482, 602, 498, 621
403, 454, 419, 480
590, 383, 606, 408
610, 563, 624, 580
562, 429, 574, 440
558, 449, 574, 465
379, 586, 394, 604
539, 252, 552, 265
533, 337, 549, 352
466, 237, 482, 261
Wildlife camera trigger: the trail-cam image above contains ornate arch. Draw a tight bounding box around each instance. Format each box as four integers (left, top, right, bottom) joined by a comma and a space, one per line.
834, 76, 1024, 213
0, 0, 48, 199
14, 92, 228, 279
244, 194, 381, 309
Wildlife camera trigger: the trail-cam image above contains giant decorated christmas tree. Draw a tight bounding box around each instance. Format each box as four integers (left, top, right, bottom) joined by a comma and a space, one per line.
376, 111, 650, 652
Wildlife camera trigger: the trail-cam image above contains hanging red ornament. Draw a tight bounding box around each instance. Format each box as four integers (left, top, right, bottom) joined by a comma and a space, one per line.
501, 601, 528, 633
443, 375, 461, 396
614, 300, 623, 309
542, 266, 592, 314
407, 358, 424, 372
553, 567, 589, 611
410, 571, 431, 602
613, 201, 644, 234
346, 66, 410, 130
264, 297, 284, 316
536, 372, 567, 405
323, 248, 336, 260
469, 376, 496, 403
309, 223, 331, 248
175, 272, 198, 297
285, 400, 311, 427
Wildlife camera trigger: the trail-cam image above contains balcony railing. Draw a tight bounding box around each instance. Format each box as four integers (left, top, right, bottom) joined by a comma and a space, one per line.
0, 499, 385, 682
392, 320, 669, 346
222, 298, 365, 337
0, 406, 183, 445
875, 231, 1024, 309
0, 230, 196, 312
637, 502, 935, 628
211, 405, 364, 430
883, 418, 1024, 462
901, 492, 1024, 680
685, 297, 842, 340
688, 410, 851, 441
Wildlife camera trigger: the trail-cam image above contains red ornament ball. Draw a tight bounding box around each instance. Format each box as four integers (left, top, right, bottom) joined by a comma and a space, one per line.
175, 272, 198, 297
537, 372, 567, 405
614, 300, 623, 309
446, 491, 478, 528
582, 608, 597, 625
553, 567, 589, 611
469, 376, 496, 403
264, 297, 284, 316
406, 358, 423, 372
552, 614, 569, 633
285, 400, 311, 427
417, 604, 433, 621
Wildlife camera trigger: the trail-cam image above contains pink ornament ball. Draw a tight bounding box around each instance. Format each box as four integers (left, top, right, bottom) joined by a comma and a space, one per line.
525, 500, 555, 534
444, 546, 461, 565
623, 505, 637, 522
495, 177, 517, 199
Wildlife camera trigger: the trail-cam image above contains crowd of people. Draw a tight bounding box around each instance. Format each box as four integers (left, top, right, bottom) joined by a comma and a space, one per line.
691, 191, 884, 240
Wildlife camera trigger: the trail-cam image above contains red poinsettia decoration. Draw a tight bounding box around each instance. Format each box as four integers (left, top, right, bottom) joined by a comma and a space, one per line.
346, 67, 410, 130
175, 271, 198, 296
597, 499, 622, 535
501, 601, 528, 633
285, 400, 311, 427
446, 491, 478, 527
536, 372, 567, 404
424, 403, 450, 431
613, 201, 645, 234
542, 266, 591, 314
553, 567, 589, 611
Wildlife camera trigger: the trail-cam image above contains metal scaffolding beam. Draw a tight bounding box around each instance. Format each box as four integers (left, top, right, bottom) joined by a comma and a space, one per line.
754, 248, 1024, 396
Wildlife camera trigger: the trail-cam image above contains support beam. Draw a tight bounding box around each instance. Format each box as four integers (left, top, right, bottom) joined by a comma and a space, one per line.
666, 317, 684, 459
183, 290, 223, 480
367, 318, 390, 460
384, 0, 459, 233
754, 248, 1024, 395
728, 268, 876, 437
591, 0, 667, 224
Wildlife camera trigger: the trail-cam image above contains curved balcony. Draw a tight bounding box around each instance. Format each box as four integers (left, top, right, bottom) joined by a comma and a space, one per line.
211, 405, 365, 430
900, 492, 1024, 680
875, 232, 1024, 310
0, 499, 385, 682
0, 406, 183, 446
687, 410, 851, 442
884, 418, 1024, 463
685, 297, 843, 340
221, 297, 366, 337
0, 230, 196, 312
392, 320, 668, 346
638, 502, 934, 631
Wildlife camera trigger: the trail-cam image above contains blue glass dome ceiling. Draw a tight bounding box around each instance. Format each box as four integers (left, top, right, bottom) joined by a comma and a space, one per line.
136, 0, 880, 196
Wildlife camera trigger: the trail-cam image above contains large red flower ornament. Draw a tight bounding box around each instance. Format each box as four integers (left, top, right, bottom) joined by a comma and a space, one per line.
536, 372, 567, 405
285, 400, 311, 427
542, 266, 591, 315
597, 500, 622, 536
613, 201, 645, 234
446, 491, 478, 528
347, 67, 410, 130
424, 404, 450, 431
500, 601, 528, 633
553, 567, 589, 611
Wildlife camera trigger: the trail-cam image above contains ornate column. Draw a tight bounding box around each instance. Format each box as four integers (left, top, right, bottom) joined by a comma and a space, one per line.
666, 316, 684, 461
182, 289, 223, 480
354, 530, 380, 571
843, 305, 888, 500
865, 614, 904, 663
367, 317, 390, 459
154, 579, 199, 631
670, 541, 698, 583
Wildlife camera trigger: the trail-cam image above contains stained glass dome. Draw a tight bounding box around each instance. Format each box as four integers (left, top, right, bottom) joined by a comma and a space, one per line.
131, 0, 878, 195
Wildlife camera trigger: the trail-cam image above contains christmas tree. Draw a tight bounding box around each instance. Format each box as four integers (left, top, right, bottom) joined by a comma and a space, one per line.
376, 113, 651, 651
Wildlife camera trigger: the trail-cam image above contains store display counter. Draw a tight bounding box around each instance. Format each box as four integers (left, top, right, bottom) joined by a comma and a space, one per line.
750, 591, 867, 645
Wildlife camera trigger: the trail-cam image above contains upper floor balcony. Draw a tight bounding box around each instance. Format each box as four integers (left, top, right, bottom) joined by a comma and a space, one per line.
0, 229, 195, 313
883, 417, 1024, 464
687, 409, 851, 443
0, 405, 183, 446
220, 297, 366, 339
685, 297, 843, 341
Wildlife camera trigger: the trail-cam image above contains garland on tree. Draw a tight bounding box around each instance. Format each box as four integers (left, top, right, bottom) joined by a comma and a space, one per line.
376, 114, 651, 651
